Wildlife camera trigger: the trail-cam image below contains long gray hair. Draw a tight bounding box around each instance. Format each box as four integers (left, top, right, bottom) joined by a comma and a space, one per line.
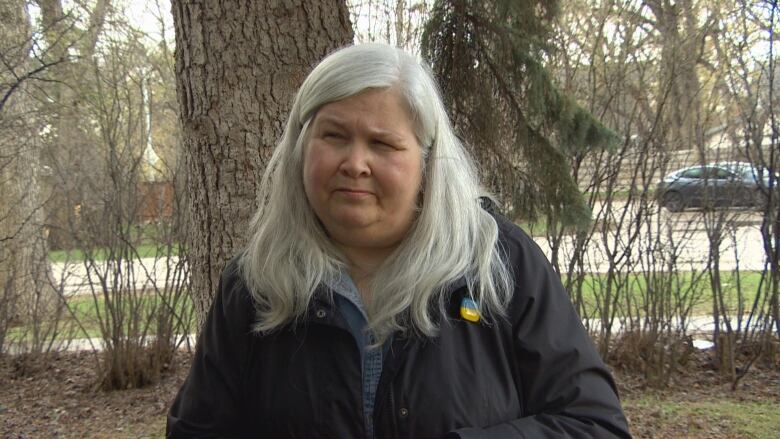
240, 43, 513, 342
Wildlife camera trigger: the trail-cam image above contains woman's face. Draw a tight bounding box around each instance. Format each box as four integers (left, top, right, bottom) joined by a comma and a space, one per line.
303, 87, 424, 254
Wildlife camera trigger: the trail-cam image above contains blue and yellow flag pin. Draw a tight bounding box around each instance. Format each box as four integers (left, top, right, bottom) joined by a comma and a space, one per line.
460, 297, 480, 323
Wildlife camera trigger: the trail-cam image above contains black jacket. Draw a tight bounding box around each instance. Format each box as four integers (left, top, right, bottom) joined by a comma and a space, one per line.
167, 214, 631, 438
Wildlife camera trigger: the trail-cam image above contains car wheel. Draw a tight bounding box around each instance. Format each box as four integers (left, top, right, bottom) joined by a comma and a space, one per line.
663, 191, 684, 212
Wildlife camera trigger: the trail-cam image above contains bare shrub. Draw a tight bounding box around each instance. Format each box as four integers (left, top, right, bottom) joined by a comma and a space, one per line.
610, 330, 695, 388
545, 0, 777, 388
37, 18, 192, 390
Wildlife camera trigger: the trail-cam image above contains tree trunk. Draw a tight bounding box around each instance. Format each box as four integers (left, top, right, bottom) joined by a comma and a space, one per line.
36, 0, 110, 251
172, 0, 353, 324
646, 0, 710, 155
0, 0, 52, 344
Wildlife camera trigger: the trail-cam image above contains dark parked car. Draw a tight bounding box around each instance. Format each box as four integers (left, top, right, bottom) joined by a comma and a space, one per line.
657, 162, 773, 212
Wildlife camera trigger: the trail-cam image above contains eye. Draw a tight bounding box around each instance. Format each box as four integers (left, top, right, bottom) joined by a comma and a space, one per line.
323, 131, 344, 139
321, 131, 348, 144
374, 140, 399, 150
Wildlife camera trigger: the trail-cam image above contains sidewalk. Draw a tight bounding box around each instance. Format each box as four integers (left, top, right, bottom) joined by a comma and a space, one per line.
52, 256, 185, 297
5, 333, 198, 355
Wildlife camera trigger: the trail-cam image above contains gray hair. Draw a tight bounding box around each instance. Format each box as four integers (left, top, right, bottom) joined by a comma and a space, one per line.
240, 43, 513, 342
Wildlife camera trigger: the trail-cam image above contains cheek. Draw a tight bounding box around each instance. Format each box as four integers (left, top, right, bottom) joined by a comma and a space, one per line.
302, 145, 329, 192
302, 157, 325, 213
302, 157, 315, 191
385, 155, 423, 202
405, 152, 424, 187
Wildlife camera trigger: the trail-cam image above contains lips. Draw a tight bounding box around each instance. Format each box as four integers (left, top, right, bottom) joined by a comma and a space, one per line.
333, 187, 374, 199
336, 188, 371, 194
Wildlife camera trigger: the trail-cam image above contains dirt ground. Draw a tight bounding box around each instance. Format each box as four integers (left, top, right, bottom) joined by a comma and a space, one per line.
1, 349, 778, 438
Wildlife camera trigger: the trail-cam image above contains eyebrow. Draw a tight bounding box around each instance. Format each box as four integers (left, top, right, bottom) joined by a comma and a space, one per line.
314, 114, 407, 143
314, 115, 348, 130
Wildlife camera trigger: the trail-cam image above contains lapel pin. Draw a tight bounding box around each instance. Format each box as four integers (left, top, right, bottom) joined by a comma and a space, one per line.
460, 297, 480, 323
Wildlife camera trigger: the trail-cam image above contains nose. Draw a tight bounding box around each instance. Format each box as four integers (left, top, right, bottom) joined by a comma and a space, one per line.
339, 143, 371, 178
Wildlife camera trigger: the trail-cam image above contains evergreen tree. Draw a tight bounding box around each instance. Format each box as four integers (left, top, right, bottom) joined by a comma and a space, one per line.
421, 0, 616, 226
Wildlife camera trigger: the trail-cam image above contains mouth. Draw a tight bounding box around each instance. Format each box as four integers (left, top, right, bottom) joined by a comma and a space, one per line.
335, 186, 372, 193
334, 188, 373, 198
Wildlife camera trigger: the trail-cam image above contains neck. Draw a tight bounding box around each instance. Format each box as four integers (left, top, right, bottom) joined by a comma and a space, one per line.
336, 244, 397, 304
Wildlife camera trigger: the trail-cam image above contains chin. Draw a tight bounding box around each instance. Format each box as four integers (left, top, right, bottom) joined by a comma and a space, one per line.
333, 217, 376, 231
329, 209, 377, 227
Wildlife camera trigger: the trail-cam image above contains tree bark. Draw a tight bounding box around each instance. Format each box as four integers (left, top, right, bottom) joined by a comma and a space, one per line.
36, 0, 110, 250
0, 0, 52, 342
645, 0, 713, 155
172, 0, 353, 324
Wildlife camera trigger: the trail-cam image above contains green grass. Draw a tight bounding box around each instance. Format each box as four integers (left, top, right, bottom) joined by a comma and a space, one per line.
6, 292, 195, 343
48, 223, 181, 263
569, 270, 765, 316
49, 244, 179, 263
5, 266, 769, 345
7, 271, 767, 345
624, 394, 780, 439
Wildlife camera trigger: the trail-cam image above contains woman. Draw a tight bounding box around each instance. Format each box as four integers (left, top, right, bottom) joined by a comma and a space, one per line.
168, 44, 631, 439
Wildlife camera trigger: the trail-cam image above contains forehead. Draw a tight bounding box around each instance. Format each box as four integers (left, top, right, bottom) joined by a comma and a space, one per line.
313, 88, 414, 127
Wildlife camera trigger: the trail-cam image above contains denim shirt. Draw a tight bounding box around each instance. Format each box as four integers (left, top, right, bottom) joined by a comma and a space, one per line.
325, 273, 388, 439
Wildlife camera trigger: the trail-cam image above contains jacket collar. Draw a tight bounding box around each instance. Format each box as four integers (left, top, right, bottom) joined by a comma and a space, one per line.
301, 275, 473, 326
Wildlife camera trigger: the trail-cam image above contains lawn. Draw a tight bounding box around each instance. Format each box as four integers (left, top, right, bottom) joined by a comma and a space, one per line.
49, 244, 179, 263
624, 393, 780, 439
4, 269, 767, 349
5, 292, 196, 345
568, 270, 766, 317
48, 224, 181, 263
